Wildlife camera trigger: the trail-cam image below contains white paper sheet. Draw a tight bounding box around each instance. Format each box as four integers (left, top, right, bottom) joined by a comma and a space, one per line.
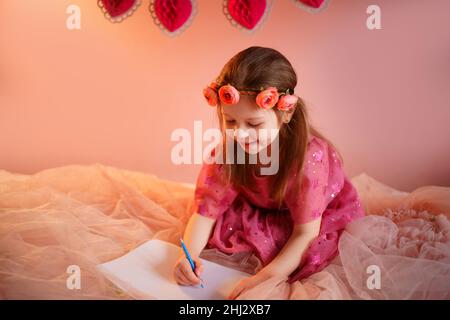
97, 239, 252, 300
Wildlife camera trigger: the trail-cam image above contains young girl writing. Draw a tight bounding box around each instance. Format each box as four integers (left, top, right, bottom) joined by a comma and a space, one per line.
173, 46, 365, 299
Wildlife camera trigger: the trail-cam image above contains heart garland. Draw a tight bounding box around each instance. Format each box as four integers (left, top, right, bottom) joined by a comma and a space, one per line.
98, 0, 142, 23
98, 0, 331, 35
149, 0, 197, 36
223, 0, 273, 33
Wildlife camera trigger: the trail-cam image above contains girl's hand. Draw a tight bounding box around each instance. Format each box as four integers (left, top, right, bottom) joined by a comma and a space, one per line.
228, 270, 274, 300
173, 255, 204, 286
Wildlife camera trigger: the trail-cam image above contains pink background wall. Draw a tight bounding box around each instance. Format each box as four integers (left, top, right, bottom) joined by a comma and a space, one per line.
1, 0, 449, 192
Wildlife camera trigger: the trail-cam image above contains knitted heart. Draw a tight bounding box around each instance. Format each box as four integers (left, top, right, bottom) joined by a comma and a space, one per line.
149, 0, 197, 35
292, 0, 330, 13
297, 0, 325, 8
98, 0, 141, 22
224, 0, 271, 31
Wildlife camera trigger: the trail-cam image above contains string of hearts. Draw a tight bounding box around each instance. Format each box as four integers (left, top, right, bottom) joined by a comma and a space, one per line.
98, 0, 330, 36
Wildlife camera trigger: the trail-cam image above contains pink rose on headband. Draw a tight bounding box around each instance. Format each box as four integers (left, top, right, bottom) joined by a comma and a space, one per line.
203, 86, 218, 106
277, 94, 298, 111
256, 87, 279, 109
219, 84, 240, 104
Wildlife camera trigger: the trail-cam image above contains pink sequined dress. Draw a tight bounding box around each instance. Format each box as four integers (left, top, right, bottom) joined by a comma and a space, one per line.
194, 135, 365, 283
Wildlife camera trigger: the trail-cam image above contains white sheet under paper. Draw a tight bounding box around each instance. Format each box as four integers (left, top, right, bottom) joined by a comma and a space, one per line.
97, 239, 252, 300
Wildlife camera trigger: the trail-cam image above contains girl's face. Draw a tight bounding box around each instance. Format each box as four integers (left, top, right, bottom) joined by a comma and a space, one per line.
221, 95, 290, 155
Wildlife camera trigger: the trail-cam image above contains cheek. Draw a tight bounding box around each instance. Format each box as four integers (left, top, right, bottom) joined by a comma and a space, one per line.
256, 122, 279, 146
224, 126, 234, 138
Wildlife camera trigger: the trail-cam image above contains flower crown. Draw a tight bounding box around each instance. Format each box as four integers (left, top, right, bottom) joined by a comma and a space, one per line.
202, 82, 298, 111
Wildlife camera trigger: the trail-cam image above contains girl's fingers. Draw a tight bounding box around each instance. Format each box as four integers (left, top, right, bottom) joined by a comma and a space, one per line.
229, 284, 245, 300
174, 268, 185, 284
194, 260, 202, 268
181, 262, 201, 285
229, 282, 243, 299
174, 261, 192, 285
175, 268, 190, 286
194, 260, 204, 276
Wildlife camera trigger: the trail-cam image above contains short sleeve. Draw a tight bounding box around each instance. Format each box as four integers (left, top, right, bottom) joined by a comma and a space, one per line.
285, 137, 345, 225
194, 162, 239, 220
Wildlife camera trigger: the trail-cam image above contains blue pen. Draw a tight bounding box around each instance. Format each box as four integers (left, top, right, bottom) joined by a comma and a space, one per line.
180, 238, 204, 288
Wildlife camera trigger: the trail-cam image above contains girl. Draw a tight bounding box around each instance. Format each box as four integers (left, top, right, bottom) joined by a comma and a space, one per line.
173, 46, 365, 299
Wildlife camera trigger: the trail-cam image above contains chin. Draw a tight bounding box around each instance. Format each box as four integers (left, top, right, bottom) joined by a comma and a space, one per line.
238, 141, 267, 155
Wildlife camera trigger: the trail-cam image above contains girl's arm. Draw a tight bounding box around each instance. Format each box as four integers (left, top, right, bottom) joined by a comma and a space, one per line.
181, 212, 216, 259
174, 213, 215, 286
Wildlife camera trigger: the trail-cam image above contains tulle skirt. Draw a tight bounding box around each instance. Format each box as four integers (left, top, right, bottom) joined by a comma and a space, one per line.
0, 165, 449, 299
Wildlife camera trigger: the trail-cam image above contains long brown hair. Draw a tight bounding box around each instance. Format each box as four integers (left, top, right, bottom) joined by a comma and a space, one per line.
213, 46, 342, 208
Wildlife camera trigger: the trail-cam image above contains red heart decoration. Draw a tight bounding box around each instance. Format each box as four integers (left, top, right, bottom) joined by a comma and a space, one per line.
225, 0, 269, 31
297, 0, 325, 8
98, 0, 141, 22
150, 0, 196, 34
292, 0, 330, 13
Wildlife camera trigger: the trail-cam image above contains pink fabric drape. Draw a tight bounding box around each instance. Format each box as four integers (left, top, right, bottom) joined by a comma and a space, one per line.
0, 166, 449, 299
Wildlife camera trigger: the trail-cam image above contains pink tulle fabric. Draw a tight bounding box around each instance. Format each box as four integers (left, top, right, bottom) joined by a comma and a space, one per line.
0, 165, 449, 299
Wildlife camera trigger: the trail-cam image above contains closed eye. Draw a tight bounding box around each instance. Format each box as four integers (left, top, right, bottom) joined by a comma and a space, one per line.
225, 120, 263, 127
